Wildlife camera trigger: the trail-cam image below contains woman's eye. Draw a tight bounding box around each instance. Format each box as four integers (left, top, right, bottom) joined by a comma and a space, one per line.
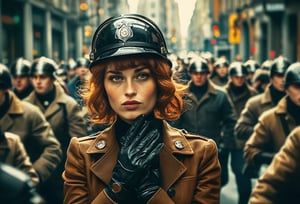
109, 75, 123, 82
136, 72, 150, 80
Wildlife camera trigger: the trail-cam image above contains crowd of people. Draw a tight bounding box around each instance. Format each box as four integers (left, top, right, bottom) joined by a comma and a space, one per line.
0, 13, 300, 204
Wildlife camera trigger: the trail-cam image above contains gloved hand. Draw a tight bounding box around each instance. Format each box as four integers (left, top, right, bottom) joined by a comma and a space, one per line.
105, 115, 163, 202
135, 168, 161, 204
253, 152, 274, 165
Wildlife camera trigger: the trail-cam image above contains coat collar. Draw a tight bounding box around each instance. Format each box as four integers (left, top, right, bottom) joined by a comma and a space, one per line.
25, 82, 66, 117
86, 121, 194, 189
261, 84, 273, 104
185, 80, 218, 104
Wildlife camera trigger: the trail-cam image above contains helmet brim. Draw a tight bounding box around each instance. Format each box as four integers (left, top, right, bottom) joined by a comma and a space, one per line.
89, 47, 172, 68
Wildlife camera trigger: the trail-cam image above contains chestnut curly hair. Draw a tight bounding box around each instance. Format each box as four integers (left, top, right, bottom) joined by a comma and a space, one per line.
82, 55, 185, 124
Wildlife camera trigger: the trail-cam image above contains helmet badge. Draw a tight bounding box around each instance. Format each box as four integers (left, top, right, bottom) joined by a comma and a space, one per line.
114, 20, 133, 42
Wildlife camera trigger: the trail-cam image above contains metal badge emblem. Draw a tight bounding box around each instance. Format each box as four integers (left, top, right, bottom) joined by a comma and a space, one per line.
174, 140, 184, 150
114, 20, 133, 42
96, 140, 106, 150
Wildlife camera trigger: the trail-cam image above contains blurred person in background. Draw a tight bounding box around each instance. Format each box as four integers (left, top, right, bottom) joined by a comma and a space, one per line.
10, 57, 33, 99
210, 57, 229, 87
244, 62, 300, 178
224, 61, 258, 204
170, 56, 236, 188
235, 56, 290, 148
63, 14, 221, 204
243, 59, 260, 85
172, 55, 190, 85
66, 59, 77, 82
0, 128, 39, 185
0, 63, 62, 200
249, 126, 300, 203
251, 69, 270, 93
235, 56, 290, 180
67, 57, 90, 107
201, 51, 215, 74
25, 56, 88, 204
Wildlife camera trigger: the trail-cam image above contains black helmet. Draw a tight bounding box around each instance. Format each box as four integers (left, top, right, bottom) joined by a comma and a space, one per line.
10, 58, 31, 76
188, 57, 210, 73
261, 59, 273, 70
0, 63, 12, 89
30, 56, 57, 78
270, 56, 290, 77
244, 59, 259, 73
201, 52, 214, 63
284, 62, 300, 88
76, 57, 90, 68
229, 61, 248, 77
58, 61, 71, 71
214, 57, 229, 68
89, 14, 171, 68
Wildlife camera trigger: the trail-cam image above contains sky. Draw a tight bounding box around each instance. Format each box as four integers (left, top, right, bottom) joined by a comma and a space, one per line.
128, 0, 196, 37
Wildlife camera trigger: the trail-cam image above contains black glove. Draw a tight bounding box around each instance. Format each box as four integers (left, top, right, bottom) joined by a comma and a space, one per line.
105, 115, 163, 202
135, 168, 161, 204
253, 152, 274, 165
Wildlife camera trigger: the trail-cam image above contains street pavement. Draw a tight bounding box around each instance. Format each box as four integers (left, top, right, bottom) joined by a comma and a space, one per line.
220, 159, 260, 204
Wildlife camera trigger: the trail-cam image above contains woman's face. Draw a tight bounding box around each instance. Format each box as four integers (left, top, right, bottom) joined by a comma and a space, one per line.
104, 66, 157, 123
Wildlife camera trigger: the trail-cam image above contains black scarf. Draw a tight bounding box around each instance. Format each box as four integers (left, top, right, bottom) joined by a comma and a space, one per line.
269, 85, 286, 105
287, 97, 300, 125
190, 80, 209, 100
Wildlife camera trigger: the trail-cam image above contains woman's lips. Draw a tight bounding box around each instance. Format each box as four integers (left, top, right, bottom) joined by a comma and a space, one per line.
122, 101, 141, 110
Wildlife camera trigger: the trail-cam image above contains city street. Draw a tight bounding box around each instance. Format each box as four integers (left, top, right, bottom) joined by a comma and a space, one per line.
221, 163, 238, 204
220, 158, 261, 204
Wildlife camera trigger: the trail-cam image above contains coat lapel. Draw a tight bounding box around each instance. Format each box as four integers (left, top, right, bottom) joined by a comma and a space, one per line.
87, 126, 119, 185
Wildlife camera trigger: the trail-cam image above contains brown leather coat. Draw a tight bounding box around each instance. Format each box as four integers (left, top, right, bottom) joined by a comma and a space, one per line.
63, 121, 221, 204
249, 126, 300, 203
244, 96, 298, 163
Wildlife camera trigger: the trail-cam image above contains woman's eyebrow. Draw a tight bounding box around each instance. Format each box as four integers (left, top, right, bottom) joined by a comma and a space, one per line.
135, 66, 148, 73
106, 70, 121, 74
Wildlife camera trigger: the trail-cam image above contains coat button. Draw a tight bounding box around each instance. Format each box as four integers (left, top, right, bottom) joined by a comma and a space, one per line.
174, 140, 184, 150
167, 188, 176, 197
96, 140, 106, 149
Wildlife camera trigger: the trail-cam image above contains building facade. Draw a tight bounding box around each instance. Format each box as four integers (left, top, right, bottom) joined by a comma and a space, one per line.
0, 0, 129, 66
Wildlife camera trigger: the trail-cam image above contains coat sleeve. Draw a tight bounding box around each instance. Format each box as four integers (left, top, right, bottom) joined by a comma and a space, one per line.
28, 105, 62, 183
6, 133, 40, 185
220, 93, 237, 149
234, 98, 258, 140
249, 127, 300, 203
193, 139, 221, 203
66, 99, 88, 138
244, 113, 273, 164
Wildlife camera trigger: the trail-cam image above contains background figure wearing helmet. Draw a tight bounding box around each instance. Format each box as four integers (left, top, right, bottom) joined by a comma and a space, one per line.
172, 55, 190, 85
235, 56, 290, 178
0, 63, 62, 200
67, 57, 90, 107
63, 14, 221, 204
244, 61, 300, 184
10, 57, 33, 99
243, 59, 259, 85
24, 56, 88, 204
224, 61, 258, 204
210, 57, 229, 87
170, 56, 235, 188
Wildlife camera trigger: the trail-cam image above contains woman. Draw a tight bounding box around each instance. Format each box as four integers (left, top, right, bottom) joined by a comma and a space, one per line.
63, 14, 221, 204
